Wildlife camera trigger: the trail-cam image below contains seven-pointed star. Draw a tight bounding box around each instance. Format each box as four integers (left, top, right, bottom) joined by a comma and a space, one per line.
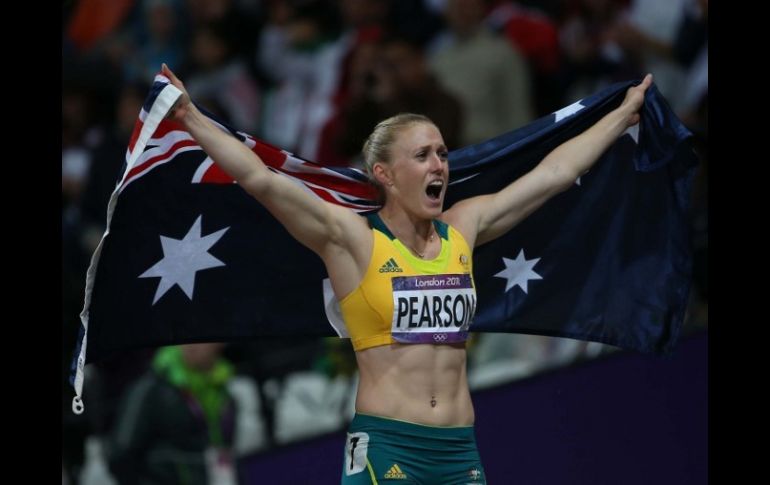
139, 215, 230, 304
494, 249, 543, 293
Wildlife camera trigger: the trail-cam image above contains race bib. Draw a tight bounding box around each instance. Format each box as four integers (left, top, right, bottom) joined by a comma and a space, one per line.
391, 274, 476, 344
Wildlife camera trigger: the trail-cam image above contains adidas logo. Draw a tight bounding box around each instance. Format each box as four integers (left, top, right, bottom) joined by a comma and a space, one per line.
384, 464, 407, 479
378, 258, 403, 273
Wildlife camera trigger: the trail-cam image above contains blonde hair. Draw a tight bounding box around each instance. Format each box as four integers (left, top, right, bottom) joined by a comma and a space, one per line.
362, 113, 435, 188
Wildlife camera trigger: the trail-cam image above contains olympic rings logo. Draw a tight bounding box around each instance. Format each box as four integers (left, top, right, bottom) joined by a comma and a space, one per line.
433, 333, 448, 342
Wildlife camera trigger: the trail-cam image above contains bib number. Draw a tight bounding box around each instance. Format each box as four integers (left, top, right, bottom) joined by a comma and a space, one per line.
391, 274, 476, 344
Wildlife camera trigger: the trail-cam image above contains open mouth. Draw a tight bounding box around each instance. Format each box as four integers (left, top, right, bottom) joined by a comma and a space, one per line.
426, 180, 443, 200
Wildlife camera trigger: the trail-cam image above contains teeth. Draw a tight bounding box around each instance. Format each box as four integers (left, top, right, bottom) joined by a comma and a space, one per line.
429, 181, 443, 187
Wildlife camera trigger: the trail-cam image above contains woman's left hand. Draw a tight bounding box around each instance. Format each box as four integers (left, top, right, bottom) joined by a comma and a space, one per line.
619, 73, 653, 127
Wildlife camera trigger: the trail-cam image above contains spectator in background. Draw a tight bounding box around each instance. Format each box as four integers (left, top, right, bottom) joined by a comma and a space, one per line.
606, 0, 707, 120
122, 0, 189, 84
429, 0, 534, 146
108, 343, 238, 485
65, 0, 137, 54
312, 0, 395, 165
184, 23, 262, 133
333, 35, 464, 165
557, 0, 638, 104
604, 0, 691, 114
486, 1, 564, 116
385, 0, 444, 47
256, 0, 345, 156
185, 0, 263, 73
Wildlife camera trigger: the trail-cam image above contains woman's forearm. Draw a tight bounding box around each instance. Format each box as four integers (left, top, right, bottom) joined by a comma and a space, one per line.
541, 105, 634, 188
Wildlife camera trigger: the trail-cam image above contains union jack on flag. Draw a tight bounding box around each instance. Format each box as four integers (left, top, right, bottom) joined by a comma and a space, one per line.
121, 77, 379, 208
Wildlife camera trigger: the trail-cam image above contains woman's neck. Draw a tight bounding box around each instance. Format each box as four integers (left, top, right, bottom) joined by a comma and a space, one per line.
378, 207, 436, 259
379, 206, 433, 236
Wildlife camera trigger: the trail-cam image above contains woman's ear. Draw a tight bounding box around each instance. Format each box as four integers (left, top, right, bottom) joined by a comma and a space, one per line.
372, 162, 393, 187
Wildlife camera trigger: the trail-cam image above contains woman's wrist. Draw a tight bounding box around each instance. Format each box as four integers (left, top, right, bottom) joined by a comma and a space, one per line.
181, 102, 204, 129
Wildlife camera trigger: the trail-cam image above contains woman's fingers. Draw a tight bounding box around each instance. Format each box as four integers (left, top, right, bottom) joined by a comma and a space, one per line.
160, 64, 191, 120
161, 63, 183, 89
635, 73, 653, 96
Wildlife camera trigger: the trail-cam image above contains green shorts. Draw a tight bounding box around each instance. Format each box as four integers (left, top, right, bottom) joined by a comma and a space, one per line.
341, 413, 486, 484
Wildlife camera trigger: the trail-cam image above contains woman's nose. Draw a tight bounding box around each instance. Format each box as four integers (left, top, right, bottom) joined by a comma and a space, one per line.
429, 153, 443, 170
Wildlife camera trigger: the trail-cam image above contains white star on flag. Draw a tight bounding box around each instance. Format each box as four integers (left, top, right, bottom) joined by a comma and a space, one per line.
622, 123, 639, 143
494, 249, 543, 293
139, 215, 230, 304
553, 100, 585, 122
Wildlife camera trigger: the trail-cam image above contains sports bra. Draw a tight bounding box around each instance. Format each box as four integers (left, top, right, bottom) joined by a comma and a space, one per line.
339, 213, 476, 351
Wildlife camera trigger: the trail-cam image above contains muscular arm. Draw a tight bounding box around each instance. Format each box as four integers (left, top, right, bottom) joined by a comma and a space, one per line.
162, 65, 368, 265
445, 75, 653, 247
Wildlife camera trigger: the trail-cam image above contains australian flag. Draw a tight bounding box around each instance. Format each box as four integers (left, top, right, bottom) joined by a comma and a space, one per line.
70, 73, 697, 408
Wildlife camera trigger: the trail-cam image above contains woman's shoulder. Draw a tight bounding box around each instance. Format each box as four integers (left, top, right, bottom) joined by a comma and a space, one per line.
438, 214, 474, 251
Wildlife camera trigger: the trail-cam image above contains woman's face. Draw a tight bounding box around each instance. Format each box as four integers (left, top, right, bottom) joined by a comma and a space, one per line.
379, 123, 449, 219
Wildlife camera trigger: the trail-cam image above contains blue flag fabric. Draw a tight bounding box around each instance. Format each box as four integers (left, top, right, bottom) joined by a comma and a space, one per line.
446, 88, 696, 355
70, 76, 697, 406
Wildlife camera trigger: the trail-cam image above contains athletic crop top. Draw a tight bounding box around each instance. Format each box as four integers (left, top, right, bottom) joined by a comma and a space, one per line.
339, 213, 477, 351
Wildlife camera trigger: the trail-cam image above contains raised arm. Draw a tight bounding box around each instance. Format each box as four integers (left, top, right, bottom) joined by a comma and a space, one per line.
444, 74, 653, 248
161, 64, 368, 263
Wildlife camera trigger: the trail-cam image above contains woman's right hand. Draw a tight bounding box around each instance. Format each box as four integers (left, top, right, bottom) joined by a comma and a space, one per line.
161, 63, 193, 121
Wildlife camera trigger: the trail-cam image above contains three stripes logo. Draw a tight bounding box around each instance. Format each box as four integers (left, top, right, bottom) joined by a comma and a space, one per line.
379, 258, 403, 273
384, 464, 407, 479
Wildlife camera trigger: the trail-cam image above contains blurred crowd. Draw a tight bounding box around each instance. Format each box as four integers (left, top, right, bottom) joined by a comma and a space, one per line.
62, 0, 707, 483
